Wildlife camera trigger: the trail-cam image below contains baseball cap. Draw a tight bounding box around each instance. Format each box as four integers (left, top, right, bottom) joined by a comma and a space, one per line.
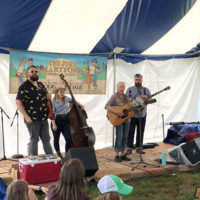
97, 175, 133, 195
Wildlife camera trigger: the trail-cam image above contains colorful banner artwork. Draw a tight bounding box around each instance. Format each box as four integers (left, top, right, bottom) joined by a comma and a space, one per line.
9, 50, 107, 94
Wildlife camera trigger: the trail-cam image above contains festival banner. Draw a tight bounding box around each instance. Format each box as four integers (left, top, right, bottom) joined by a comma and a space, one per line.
9, 50, 107, 94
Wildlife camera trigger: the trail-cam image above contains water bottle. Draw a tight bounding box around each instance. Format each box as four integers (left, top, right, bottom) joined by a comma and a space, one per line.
161, 152, 166, 166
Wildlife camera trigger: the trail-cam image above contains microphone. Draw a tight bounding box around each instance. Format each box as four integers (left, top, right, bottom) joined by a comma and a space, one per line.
129, 90, 132, 101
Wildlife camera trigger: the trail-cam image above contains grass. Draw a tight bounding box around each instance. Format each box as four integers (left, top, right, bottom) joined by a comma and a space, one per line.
36, 168, 200, 200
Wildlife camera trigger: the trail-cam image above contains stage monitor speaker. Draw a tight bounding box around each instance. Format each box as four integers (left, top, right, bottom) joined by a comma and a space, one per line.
64, 146, 98, 177
168, 137, 200, 166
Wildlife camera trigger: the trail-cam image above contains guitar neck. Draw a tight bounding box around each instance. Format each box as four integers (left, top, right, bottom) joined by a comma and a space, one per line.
150, 90, 164, 98
66, 84, 86, 125
60, 74, 87, 126
66, 84, 76, 103
149, 87, 170, 98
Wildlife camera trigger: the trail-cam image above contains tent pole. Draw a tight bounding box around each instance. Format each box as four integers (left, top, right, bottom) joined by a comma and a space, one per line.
111, 47, 124, 147
112, 53, 116, 147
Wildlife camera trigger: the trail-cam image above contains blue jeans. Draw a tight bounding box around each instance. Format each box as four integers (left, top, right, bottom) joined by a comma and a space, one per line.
115, 120, 130, 152
90, 74, 97, 85
19, 77, 24, 84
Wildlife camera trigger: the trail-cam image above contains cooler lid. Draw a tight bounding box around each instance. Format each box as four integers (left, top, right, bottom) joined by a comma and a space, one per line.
19, 155, 61, 165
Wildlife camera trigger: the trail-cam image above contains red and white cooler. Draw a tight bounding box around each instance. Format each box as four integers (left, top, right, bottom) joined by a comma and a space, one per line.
19, 156, 61, 184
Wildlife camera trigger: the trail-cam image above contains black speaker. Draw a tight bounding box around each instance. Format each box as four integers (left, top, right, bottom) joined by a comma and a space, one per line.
64, 147, 98, 177
181, 140, 200, 165
169, 138, 200, 166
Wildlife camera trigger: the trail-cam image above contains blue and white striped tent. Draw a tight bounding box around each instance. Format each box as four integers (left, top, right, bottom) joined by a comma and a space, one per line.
0, 0, 200, 156
0, 0, 200, 55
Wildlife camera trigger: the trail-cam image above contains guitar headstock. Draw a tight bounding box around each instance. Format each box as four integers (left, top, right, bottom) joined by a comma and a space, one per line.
59, 74, 69, 87
164, 86, 170, 91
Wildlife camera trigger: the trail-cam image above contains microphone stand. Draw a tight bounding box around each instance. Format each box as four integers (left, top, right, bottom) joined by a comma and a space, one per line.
0, 106, 16, 162
10, 109, 24, 159
162, 114, 165, 140
131, 107, 160, 170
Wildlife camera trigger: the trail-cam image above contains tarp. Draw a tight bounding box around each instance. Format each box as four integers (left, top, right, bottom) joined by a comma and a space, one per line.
163, 124, 200, 145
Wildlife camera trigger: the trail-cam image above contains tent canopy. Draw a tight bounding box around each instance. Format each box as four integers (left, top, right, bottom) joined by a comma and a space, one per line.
0, 0, 200, 57
0, 0, 200, 157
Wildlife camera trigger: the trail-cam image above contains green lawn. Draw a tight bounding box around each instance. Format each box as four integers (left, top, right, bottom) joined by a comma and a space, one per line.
36, 169, 200, 200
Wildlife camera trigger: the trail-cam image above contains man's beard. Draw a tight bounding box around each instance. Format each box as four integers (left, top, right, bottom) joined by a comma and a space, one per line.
30, 75, 39, 81
135, 83, 142, 87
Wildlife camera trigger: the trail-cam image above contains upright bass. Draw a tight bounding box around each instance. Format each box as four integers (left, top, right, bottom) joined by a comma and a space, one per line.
60, 74, 95, 147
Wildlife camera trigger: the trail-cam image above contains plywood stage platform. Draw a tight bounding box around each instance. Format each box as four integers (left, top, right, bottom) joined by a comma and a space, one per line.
1, 142, 200, 187
94, 142, 200, 181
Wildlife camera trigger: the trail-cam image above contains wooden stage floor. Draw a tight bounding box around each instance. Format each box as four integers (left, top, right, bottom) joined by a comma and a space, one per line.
95, 142, 200, 181
1, 142, 200, 187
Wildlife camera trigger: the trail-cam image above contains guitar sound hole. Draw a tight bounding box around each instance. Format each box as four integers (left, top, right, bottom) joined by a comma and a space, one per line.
123, 109, 128, 114
121, 114, 128, 119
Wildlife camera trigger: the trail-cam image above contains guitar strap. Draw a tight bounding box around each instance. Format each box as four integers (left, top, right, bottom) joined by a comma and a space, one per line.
136, 87, 146, 112
137, 87, 146, 96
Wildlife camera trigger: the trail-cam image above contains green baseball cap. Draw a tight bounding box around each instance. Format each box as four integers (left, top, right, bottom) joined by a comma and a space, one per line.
97, 175, 133, 195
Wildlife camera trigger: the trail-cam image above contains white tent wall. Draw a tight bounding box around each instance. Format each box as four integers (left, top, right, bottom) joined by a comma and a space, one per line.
115, 57, 200, 142
0, 53, 114, 157
0, 53, 200, 157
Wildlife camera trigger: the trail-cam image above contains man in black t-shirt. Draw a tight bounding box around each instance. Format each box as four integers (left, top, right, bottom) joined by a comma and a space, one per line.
16, 66, 53, 156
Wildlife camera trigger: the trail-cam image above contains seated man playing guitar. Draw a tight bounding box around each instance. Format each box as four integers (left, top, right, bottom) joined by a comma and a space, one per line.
105, 82, 131, 162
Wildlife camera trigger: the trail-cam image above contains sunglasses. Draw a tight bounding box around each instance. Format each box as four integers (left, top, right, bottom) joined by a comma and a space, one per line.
30, 70, 38, 73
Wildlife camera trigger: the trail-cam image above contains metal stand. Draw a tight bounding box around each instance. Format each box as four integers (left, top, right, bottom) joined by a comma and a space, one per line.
162, 114, 165, 140
0, 106, 16, 162
166, 121, 200, 125
11, 109, 24, 159
131, 110, 160, 170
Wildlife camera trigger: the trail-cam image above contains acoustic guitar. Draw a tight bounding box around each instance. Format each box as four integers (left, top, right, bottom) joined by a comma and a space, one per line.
107, 99, 156, 126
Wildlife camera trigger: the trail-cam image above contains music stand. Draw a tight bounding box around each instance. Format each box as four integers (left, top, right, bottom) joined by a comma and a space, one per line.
131, 109, 160, 170
0, 106, 16, 162
11, 109, 24, 159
